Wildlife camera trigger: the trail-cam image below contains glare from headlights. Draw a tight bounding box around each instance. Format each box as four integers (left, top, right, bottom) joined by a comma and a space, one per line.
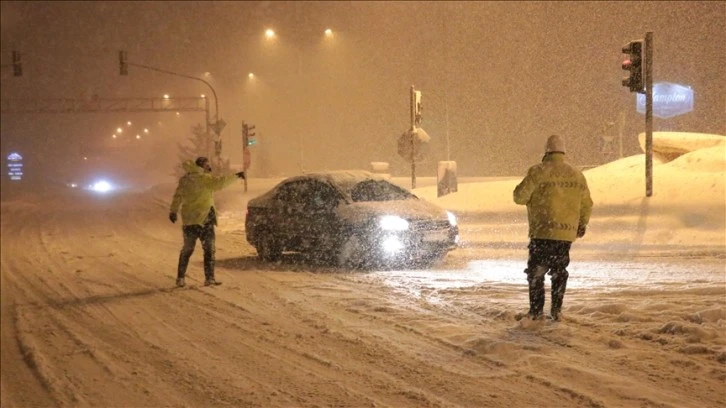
382, 236, 404, 253
90, 180, 113, 193
446, 211, 457, 227
379, 215, 409, 231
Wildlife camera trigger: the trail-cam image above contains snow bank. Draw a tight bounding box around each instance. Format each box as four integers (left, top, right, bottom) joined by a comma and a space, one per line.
414, 132, 725, 249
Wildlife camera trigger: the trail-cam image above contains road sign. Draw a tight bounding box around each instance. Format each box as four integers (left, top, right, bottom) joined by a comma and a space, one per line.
636, 82, 694, 119
212, 118, 227, 135
397, 128, 430, 162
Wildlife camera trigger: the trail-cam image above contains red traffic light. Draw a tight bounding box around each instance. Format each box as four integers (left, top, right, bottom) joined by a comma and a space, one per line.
621, 40, 644, 93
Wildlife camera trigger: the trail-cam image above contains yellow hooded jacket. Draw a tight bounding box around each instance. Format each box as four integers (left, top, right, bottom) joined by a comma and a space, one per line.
513, 153, 593, 242
170, 160, 239, 226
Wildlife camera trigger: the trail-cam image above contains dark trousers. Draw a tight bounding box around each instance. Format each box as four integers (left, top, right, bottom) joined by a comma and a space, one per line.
525, 239, 571, 317
177, 223, 216, 280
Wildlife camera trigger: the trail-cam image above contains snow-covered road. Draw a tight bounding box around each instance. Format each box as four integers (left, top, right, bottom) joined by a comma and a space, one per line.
1, 184, 724, 408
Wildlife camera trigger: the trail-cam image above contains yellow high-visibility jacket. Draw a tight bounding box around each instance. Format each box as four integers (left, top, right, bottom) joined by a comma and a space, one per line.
170, 160, 239, 226
513, 153, 593, 242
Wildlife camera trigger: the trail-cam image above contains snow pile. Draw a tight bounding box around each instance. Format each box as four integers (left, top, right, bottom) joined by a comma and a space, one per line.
415, 132, 725, 249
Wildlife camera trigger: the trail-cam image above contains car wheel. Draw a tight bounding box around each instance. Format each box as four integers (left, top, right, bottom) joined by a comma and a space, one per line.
337, 233, 366, 269
257, 234, 282, 262
424, 249, 448, 266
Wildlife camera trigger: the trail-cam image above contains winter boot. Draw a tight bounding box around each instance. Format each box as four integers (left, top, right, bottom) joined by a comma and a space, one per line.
204, 278, 222, 286
550, 269, 569, 321
526, 266, 547, 318
176, 278, 185, 288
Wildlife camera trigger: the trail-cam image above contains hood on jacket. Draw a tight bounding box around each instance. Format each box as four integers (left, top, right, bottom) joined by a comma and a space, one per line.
182, 160, 204, 174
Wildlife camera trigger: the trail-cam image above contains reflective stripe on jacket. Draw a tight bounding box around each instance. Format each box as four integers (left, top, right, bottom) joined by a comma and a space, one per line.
170, 160, 239, 226
513, 153, 593, 242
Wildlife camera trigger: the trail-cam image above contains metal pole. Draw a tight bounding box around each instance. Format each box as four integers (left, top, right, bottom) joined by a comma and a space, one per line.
442, 4, 450, 161
618, 110, 625, 159
296, 2, 304, 174
205, 97, 210, 145
645, 32, 653, 197
128, 62, 221, 163
410, 85, 416, 189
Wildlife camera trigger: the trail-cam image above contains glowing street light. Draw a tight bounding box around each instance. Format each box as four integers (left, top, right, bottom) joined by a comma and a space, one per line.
116, 127, 123, 133
265, 28, 276, 39
248, 73, 255, 79
324, 28, 333, 37
143, 128, 149, 133
176, 112, 180, 116
127, 121, 132, 126
112, 134, 117, 139
163, 94, 170, 99
136, 134, 141, 139
201, 94, 206, 98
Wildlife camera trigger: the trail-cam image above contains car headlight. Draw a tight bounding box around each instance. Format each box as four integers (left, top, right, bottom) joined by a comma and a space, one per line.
379, 215, 409, 231
446, 211, 457, 227
88, 180, 113, 193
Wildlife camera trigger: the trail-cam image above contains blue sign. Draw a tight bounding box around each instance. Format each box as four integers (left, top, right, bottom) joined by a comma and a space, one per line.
637, 82, 694, 119
6, 152, 24, 181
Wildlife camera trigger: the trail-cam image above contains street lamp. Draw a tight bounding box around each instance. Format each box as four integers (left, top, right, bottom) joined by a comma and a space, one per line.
261, 25, 334, 174
116, 127, 123, 133
120, 51, 226, 171
248, 72, 255, 79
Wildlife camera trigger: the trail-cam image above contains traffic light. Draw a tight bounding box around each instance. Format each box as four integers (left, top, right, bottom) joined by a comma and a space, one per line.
247, 124, 256, 145
621, 40, 644, 93
12, 51, 22, 77
242, 122, 256, 146
119, 50, 128, 76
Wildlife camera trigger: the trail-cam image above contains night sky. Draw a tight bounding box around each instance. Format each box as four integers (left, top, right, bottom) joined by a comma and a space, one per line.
1, 1, 723, 184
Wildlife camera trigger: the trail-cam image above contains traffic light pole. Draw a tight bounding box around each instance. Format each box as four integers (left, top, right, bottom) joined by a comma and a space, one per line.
120, 54, 225, 171
645, 32, 654, 197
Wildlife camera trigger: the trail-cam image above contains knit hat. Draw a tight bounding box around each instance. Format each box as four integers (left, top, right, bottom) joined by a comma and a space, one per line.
545, 135, 566, 154
195, 156, 209, 168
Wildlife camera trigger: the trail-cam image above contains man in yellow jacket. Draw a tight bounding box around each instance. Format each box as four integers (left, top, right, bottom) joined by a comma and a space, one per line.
169, 157, 245, 287
513, 135, 593, 321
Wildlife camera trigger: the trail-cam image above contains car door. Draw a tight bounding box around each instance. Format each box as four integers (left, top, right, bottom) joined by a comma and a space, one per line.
273, 180, 310, 248
302, 181, 344, 251
272, 180, 305, 249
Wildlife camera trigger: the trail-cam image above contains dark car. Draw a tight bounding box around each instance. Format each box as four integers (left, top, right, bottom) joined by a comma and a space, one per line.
245, 170, 459, 268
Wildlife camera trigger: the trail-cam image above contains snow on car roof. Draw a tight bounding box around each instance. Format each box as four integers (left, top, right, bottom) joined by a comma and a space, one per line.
293, 170, 392, 194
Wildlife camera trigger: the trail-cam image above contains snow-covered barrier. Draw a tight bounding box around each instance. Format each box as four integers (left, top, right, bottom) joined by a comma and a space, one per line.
638, 132, 725, 163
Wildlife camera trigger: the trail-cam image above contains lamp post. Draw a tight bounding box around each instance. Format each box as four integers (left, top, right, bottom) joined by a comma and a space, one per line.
119, 54, 226, 170
263, 16, 334, 174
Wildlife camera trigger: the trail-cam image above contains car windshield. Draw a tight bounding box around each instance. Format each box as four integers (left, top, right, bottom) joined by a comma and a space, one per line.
349, 180, 414, 202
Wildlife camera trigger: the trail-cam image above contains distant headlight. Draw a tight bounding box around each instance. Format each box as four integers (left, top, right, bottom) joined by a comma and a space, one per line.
379, 215, 409, 231
446, 211, 457, 227
89, 180, 113, 193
